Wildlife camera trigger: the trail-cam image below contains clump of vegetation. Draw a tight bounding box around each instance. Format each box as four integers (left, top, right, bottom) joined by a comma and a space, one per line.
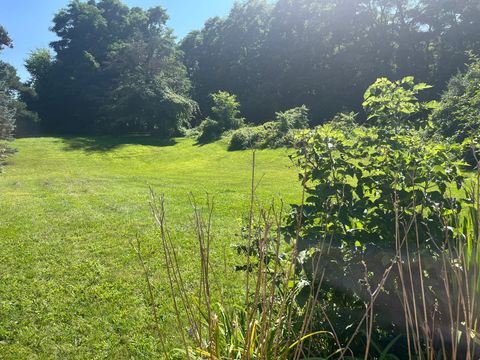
138, 136, 479, 358
198, 91, 245, 142
280, 76, 479, 357
228, 122, 277, 150
275, 105, 309, 133
287, 121, 479, 357
363, 76, 437, 130
431, 56, 480, 143
229, 105, 309, 150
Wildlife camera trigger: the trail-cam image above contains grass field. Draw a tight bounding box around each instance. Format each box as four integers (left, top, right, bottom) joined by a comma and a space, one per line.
0, 136, 301, 359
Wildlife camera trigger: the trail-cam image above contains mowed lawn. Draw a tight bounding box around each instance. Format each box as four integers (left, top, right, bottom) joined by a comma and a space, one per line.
0, 136, 301, 359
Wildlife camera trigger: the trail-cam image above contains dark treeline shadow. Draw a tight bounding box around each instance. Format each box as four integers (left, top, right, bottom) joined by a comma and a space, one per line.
61, 135, 176, 153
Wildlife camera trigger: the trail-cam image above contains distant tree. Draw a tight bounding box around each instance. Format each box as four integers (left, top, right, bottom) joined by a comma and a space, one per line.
0, 62, 39, 136
24, 49, 53, 88
0, 25, 17, 139
181, 0, 272, 122
100, 6, 197, 135
25, 0, 196, 136
210, 91, 244, 130
0, 80, 15, 139
0, 25, 13, 51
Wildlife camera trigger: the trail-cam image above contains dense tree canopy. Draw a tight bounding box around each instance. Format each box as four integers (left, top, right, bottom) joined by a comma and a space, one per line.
25, 0, 196, 135
182, 0, 480, 124
1, 0, 478, 136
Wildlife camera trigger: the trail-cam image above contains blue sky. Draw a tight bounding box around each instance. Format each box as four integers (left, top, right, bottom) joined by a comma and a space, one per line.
0, 0, 236, 80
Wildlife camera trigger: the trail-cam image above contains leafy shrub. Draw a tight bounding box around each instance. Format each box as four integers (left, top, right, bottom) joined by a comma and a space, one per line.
363, 76, 437, 130
229, 126, 264, 150
289, 123, 468, 253
286, 121, 471, 355
275, 105, 310, 133
210, 91, 245, 130
229, 106, 310, 150
199, 91, 244, 142
228, 121, 278, 150
431, 57, 480, 143
197, 117, 221, 142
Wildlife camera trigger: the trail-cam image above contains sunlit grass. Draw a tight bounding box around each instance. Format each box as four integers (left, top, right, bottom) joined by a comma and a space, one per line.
0, 136, 301, 358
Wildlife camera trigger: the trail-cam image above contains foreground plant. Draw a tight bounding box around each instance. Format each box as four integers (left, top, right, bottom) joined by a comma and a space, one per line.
286, 115, 479, 358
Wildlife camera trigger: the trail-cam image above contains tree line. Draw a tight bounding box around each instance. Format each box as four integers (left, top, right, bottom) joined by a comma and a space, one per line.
182, 0, 480, 124
1, 0, 479, 136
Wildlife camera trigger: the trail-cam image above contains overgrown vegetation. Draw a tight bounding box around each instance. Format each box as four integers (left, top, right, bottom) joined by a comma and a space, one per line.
136, 190, 318, 359
137, 143, 479, 358
431, 56, 480, 144
287, 124, 473, 357
198, 91, 244, 142
229, 105, 309, 150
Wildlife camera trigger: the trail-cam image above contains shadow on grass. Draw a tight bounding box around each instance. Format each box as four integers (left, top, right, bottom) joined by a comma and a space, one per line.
194, 134, 221, 147
62, 135, 177, 152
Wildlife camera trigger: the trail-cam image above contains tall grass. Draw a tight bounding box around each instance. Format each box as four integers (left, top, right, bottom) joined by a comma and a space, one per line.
392, 163, 480, 359
136, 193, 322, 359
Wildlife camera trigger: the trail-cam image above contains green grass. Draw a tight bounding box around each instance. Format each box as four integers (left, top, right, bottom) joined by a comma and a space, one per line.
0, 136, 301, 359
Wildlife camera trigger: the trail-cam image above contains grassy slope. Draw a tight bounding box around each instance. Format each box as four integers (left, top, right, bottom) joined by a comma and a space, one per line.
0, 137, 301, 359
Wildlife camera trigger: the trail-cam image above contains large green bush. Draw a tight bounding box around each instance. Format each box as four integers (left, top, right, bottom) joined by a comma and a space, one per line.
289, 124, 468, 251
281, 75, 476, 355
228, 122, 279, 150
286, 122, 470, 354
198, 91, 244, 142
197, 117, 222, 142
275, 105, 310, 133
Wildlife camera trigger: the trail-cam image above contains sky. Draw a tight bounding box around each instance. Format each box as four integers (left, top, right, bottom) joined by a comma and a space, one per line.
0, 0, 236, 80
